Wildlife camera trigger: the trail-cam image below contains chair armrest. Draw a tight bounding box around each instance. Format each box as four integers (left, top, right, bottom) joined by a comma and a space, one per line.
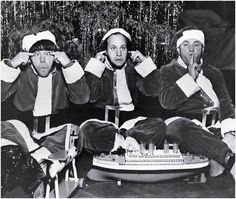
201, 107, 218, 115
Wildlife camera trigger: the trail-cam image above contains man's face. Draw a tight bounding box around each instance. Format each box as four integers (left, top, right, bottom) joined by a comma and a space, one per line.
178, 39, 204, 65
30, 51, 54, 77
107, 34, 128, 69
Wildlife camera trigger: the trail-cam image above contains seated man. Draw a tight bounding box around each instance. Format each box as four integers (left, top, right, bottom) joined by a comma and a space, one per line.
159, 26, 235, 179
1, 30, 90, 130
84, 28, 160, 125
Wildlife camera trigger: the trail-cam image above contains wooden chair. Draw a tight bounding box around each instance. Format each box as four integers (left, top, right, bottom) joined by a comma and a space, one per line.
201, 107, 219, 127
105, 105, 120, 126
32, 116, 79, 198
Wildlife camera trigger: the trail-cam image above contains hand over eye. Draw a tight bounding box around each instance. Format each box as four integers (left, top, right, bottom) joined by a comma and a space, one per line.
10, 52, 35, 68
50, 52, 71, 66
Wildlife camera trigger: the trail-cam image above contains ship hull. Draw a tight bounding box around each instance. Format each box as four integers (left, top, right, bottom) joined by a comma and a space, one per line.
87, 163, 209, 182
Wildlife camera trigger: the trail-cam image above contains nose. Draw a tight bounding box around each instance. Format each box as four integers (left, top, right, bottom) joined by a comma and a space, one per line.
116, 49, 122, 56
40, 53, 46, 62
188, 45, 194, 52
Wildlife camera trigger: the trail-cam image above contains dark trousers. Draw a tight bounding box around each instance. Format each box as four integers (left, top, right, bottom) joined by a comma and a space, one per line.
166, 117, 230, 166
80, 117, 166, 155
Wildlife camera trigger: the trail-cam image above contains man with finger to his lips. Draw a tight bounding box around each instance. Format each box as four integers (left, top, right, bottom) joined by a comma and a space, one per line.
159, 26, 235, 179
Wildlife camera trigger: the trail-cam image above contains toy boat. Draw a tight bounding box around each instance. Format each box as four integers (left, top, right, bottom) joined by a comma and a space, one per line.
87, 142, 209, 182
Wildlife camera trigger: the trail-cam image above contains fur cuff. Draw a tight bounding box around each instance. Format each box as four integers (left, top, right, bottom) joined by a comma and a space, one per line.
134, 57, 157, 78
176, 74, 200, 97
85, 58, 106, 78
62, 60, 84, 84
1, 59, 21, 82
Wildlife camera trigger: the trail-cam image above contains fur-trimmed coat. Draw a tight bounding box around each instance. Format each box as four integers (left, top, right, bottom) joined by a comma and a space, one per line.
159, 58, 234, 124
84, 57, 160, 110
1, 59, 90, 116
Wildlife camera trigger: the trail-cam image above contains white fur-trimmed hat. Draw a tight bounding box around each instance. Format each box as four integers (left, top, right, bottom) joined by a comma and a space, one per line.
176, 29, 205, 47
102, 28, 131, 42
22, 30, 58, 52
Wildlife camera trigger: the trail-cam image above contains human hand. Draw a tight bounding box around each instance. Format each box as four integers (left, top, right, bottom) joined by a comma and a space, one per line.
122, 136, 140, 152
188, 55, 201, 80
10, 52, 35, 68
129, 50, 146, 63
95, 51, 107, 63
49, 51, 71, 67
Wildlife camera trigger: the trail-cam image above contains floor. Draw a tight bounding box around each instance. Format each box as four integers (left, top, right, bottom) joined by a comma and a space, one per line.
3, 150, 235, 198
69, 151, 235, 198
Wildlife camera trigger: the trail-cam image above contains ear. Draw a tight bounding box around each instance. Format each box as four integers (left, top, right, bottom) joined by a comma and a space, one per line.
201, 46, 205, 54
176, 47, 180, 54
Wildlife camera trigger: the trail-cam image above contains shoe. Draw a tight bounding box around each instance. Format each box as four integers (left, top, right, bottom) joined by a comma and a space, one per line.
209, 159, 225, 177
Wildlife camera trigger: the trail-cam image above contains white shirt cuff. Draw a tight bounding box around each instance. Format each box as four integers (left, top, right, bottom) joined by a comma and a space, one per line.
221, 118, 236, 136
85, 58, 106, 78
62, 60, 84, 84
134, 57, 157, 78
176, 74, 200, 97
1, 59, 21, 82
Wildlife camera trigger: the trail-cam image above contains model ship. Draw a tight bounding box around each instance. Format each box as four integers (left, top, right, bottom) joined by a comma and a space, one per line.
87, 142, 209, 182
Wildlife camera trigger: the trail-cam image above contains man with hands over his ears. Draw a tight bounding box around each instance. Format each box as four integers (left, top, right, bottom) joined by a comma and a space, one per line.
84, 28, 160, 125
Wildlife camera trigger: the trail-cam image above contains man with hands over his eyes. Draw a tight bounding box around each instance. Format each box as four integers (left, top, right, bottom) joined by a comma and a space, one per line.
1, 30, 90, 125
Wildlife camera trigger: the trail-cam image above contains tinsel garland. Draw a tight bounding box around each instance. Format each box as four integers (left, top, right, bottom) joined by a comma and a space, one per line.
1, 1, 183, 67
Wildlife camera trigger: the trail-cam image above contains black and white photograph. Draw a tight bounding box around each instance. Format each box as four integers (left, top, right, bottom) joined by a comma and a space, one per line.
1, 1, 235, 198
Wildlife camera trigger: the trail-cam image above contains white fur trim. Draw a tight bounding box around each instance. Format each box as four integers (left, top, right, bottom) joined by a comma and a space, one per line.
33, 75, 52, 116
1, 138, 18, 147
7, 119, 39, 151
176, 74, 200, 97
119, 104, 135, 111
165, 117, 181, 125
134, 57, 157, 78
84, 58, 106, 78
22, 30, 57, 52
119, 116, 147, 131
177, 30, 205, 47
1, 59, 21, 82
111, 133, 125, 152
116, 68, 133, 108
221, 118, 236, 136
62, 60, 85, 83
122, 136, 140, 151
102, 28, 131, 41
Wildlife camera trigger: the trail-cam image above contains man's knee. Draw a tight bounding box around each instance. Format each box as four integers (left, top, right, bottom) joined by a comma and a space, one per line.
166, 117, 193, 141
